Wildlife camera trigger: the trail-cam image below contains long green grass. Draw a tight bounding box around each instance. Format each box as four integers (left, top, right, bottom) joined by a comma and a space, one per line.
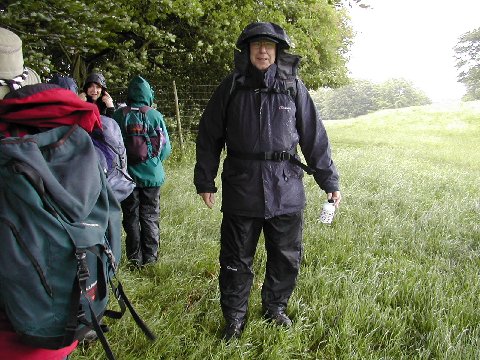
72, 101, 480, 359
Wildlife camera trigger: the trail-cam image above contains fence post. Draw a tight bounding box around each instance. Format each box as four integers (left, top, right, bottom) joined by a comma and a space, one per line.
173, 80, 185, 156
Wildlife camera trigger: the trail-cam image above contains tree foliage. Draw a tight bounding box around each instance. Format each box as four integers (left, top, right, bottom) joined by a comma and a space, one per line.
454, 27, 480, 101
312, 78, 431, 119
0, 0, 355, 96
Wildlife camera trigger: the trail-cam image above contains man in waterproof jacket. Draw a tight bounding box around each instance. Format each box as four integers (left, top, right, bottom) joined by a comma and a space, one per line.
113, 76, 172, 267
194, 22, 342, 340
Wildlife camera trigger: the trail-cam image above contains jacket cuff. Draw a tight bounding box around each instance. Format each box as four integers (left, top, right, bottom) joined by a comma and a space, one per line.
195, 185, 217, 194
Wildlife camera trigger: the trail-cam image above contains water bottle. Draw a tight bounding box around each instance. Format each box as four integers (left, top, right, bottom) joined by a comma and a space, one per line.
319, 199, 336, 224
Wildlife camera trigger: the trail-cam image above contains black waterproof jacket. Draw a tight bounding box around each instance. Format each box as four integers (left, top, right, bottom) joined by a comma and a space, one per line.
194, 26, 339, 219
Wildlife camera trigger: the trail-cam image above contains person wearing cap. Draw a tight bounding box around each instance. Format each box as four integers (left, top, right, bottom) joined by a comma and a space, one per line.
0, 26, 79, 360
0, 27, 41, 100
80, 72, 115, 117
194, 22, 341, 340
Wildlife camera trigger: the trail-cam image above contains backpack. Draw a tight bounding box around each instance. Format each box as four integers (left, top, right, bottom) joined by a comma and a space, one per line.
48, 73, 78, 94
0, 125, 155, 360
121, 106, 166, 165
92, 115, 136, 202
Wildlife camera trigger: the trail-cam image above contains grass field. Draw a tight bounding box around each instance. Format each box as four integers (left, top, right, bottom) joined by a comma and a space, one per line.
72, 101, 480, 360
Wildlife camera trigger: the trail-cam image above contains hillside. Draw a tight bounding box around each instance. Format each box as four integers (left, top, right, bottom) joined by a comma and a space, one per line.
73, 101, 480, 360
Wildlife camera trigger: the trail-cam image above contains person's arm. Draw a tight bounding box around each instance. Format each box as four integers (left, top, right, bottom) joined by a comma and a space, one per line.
194, 74, 234, 203
295, 79, 341, 202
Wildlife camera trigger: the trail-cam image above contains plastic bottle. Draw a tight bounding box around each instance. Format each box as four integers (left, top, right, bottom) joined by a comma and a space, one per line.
319, 199, 336, 224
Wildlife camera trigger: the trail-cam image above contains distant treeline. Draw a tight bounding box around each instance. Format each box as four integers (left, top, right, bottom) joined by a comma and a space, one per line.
312, 78, 431, 120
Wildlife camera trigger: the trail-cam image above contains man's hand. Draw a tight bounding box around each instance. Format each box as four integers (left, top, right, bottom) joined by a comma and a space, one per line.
327, 191, 342, 208
199, 192, 215, 209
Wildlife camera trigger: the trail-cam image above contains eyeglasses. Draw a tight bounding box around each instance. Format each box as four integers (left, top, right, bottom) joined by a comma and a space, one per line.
250, 41, 276, 50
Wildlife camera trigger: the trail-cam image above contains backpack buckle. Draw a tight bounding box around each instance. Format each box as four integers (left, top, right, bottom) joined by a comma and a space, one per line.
104, 247, 117, 270
75, 250, 90, 281
271, 151, 290, 161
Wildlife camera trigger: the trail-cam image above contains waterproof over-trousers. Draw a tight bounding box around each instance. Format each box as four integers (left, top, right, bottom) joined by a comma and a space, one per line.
121, 187, 161, 265
219, 212, 303, 322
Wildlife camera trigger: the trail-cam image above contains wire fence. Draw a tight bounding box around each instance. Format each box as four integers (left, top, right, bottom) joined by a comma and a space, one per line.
109, 81, 217, 145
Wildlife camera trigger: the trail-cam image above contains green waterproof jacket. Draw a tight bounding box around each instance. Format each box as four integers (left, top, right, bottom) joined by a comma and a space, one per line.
113, 76, 171, 187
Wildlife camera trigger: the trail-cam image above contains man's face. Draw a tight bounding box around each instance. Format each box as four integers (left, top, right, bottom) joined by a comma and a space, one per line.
87, 83, 102, 101
249, 40, 276, 71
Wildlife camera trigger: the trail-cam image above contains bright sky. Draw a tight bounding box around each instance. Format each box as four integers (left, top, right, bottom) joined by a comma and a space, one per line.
347, 0, 480, 103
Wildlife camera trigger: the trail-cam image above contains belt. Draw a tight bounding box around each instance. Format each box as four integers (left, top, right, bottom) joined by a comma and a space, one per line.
227, 149, 315, 175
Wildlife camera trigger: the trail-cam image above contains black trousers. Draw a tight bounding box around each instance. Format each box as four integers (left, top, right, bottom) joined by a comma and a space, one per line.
121, 186, 161, 265
219, 212, 303, 322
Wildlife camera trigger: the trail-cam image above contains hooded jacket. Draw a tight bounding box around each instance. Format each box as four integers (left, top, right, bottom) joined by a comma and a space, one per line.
194, 22, 339, 218
83, 73, 114, 117
113, 76, 171, 188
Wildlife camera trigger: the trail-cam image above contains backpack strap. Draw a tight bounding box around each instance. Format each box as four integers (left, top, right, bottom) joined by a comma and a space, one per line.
104, 281, 156, 341
121, 105, 153, 116
139, 105, 152, 114
225, 74, 297, 125
61, 249, 115, 360
223, 72, 297, 143
228, 74, 297, 102
101, 245, 156, 341
285, 77, 297, 101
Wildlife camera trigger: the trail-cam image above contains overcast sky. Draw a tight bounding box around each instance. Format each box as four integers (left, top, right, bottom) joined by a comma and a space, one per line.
347, 0, 480, 103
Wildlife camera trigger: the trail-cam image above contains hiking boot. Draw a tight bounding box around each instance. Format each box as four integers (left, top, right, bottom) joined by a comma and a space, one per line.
263, 309, 292, 327
142, 257, 157, 266
222, 319, 245, 341
127, 258, 141, 270
80, 323, 110, 345
81, 329, 98, 344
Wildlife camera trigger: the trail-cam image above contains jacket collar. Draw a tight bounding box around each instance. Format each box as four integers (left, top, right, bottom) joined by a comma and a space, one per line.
234, 48, 300, 80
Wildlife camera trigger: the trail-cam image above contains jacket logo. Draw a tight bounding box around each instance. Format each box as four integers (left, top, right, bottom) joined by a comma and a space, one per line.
279, 105, 291, 111
81, 223, 100, 227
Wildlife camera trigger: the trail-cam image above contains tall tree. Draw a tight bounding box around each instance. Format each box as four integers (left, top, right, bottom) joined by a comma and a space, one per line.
1, 0, 353, 92
454, 27, 480, 101
376, 78, 431, 109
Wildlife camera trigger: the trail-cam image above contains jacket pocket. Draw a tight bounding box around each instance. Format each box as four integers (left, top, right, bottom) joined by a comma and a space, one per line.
282, 162, 304, 182
222, 168, 250, 185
